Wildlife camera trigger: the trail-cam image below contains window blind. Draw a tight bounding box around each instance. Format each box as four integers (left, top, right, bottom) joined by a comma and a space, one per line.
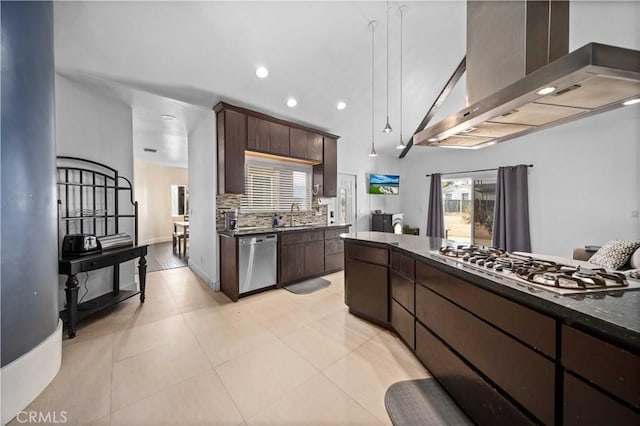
241, 157, 312, 213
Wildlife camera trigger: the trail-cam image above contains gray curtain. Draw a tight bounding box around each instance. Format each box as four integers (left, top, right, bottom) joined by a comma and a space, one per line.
492, 165, 531, 252
426, 173, 445, 238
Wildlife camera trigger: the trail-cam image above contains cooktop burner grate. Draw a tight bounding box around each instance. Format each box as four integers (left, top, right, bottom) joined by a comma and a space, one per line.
435, 245, 633, 293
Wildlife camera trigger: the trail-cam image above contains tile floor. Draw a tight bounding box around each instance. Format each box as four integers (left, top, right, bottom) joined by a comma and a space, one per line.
11, 267, 430, 425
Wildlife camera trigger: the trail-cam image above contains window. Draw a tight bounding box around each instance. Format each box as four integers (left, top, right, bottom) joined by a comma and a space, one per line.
442, 176, 496, 246
241, 156, 312, 213
171, 185, 188, 216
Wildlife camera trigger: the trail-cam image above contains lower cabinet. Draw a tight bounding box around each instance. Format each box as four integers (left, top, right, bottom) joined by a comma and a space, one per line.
415, 322, 534, 426
563, 372, 639, 426
391, 299, 414, 349
343, 241, 640, 425
345, 257, 388, 325
278, 226, 349, 285
304, 240, 325, 276
280, 243, 305, 282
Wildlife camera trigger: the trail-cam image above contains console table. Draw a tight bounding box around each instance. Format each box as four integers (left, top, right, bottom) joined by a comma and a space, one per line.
56, 156, 147, 338
59, 245, 148, 338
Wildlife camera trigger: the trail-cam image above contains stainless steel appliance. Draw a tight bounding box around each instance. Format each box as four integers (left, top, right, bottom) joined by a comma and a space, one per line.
61, 234, 100, 256
414, 1, 640, 150
224, 209, 238, 231
98, 233, 133, 250
433, 245, 640, 295
238, 234, 277, 294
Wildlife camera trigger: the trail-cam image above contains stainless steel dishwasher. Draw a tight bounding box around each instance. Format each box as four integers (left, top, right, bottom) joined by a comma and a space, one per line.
238, 234, 277, 295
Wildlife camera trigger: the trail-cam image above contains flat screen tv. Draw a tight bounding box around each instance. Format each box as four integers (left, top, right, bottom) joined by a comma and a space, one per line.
369, 174, 399, 195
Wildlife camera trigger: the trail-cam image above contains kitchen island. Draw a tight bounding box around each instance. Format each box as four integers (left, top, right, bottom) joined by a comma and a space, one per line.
341, 231, 639, 426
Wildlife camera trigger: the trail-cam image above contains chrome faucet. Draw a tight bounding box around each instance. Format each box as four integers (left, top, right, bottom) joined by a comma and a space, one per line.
290, 202, 300, 226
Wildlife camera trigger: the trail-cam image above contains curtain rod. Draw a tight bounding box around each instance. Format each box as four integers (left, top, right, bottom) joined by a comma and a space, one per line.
425, 164, 534, 178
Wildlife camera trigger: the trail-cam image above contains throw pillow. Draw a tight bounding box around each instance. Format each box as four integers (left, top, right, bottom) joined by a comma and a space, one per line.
630, 248, 640, 269
589, 240, 640, 270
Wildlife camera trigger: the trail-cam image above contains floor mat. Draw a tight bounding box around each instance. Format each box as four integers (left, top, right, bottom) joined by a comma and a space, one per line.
146, 242, 188, 273
384, 378, 473, 426
283, 277, 331, 294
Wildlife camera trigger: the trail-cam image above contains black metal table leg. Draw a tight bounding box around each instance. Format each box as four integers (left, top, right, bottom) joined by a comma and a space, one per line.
65, 274, 79, 338
138, 255, 147, 302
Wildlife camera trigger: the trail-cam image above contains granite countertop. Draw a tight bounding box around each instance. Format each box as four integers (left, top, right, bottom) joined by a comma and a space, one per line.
341, 231, 640, 351
219, 223, 351, 237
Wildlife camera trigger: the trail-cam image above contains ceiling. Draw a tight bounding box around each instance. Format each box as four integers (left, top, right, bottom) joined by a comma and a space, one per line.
53, 1, 467, 165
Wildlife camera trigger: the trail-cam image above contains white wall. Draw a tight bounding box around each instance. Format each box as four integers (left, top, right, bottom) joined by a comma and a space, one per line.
187, 110, 217, 288
398, 1, 640, 257
55, 75, 136, 308
337, 139, 403, 232
134, 159, 188, 244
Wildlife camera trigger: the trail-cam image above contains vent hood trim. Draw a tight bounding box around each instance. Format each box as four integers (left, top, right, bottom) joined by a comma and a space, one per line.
415, 43, 640, 148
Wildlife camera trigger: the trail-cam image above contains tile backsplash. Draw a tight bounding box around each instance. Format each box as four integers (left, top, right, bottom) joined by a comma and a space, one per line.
216, 194, 327, 230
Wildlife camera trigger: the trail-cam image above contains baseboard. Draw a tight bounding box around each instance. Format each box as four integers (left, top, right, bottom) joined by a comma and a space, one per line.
188, 260, 217, 290
140, 236, 172, 245
1, 320, 62, 425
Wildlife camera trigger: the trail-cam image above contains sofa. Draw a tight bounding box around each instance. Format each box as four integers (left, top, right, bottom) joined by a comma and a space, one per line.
573, 245, 640, 271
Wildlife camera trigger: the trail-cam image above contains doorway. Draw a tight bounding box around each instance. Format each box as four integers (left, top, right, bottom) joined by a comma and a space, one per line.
337, 173, 357, 228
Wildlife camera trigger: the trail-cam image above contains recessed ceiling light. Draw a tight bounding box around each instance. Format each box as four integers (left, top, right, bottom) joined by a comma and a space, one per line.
161, 114, 176, 121
256, 66, 269, 78
622, 98, 640, 106
287, 98, 297, 108
427, 137, 438, 142
537, 86, 557, 95
336, 101, 347, 110
143, 148, 157, 153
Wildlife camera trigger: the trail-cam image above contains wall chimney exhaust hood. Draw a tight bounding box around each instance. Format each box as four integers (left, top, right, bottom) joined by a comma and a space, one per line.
414, 1, 640, 149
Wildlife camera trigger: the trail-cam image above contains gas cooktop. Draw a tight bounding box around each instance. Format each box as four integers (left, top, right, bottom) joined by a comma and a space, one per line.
432, 245, 640, 295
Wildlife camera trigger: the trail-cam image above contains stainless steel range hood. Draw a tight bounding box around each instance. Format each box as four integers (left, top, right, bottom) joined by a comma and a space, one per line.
414, 1, 640, 149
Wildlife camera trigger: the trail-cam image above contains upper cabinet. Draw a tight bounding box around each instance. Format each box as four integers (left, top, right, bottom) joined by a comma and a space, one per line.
290, 128, 323, 163
216, 108, 246, 194
215, 102, 339, 195
312, 137, 337, 197
247, 117, 290, 157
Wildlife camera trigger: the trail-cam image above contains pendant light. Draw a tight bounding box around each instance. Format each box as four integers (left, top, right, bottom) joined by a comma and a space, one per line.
382, 0, 392, 133
396, 5, 407, 150
369, 20, 378, 157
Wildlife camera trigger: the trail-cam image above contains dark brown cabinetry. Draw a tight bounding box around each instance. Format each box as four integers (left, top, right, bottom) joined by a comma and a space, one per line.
304, 240, 325, 276
215, 102, 340, 196
216, 109, 247, 194
561, 324, 640, 410
416, 261, 556, 357
290, 128, 323, 162
415, 322, 534, 426
324, 226, 348, 271
391, 299, 414, 349
563, 372, 639, 426
344, 242, 389, 325
416, 284, 555, 425
280, 243, 305, 283
313, 137, 337, 197
219, 235, 239, 301
247, 116, 290, 156
343, 238, 640, 425
278, 226, 349, 285
371, 213, 393, 233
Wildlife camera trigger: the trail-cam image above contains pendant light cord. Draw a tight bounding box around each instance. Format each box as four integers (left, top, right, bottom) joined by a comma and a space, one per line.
399, 6, 403, 143
386, 0, 390, 122
371, 22, 375, 153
